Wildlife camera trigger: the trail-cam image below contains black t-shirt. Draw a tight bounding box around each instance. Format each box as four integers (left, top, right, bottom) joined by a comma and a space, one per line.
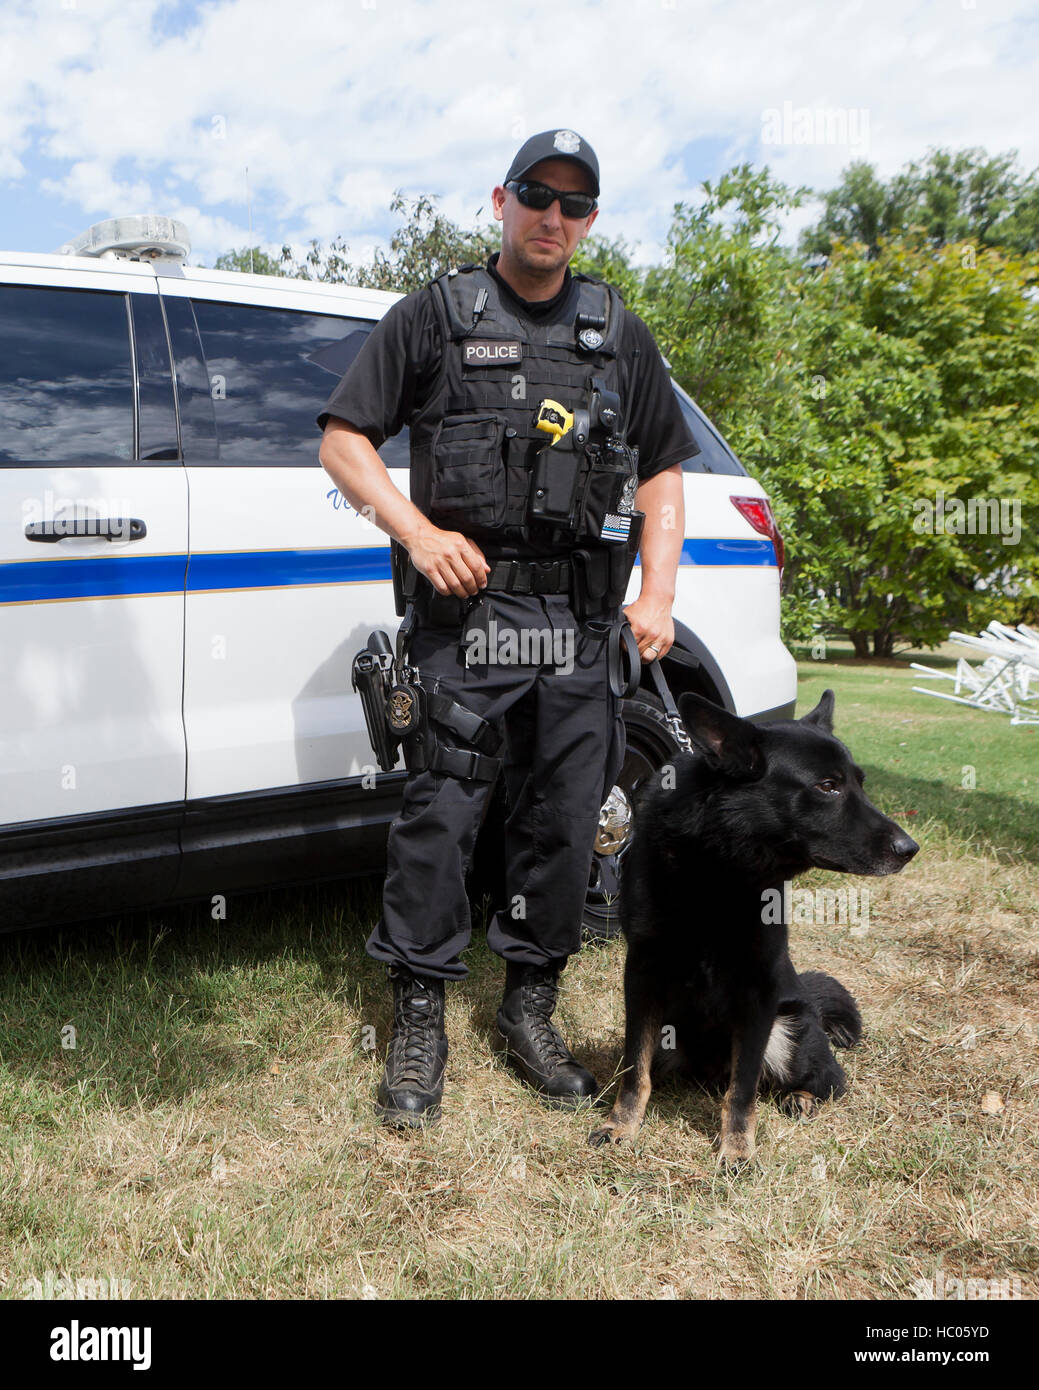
316, 253, 698, 483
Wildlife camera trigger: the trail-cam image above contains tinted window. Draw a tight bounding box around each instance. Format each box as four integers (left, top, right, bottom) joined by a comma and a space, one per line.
312, 321, 409, 468
189, 300, 375, 465
377, 426, 410, 469
672, 384, 746, 476
162, 295, 218, 462
0, 285, 133, 463
129, 293, 179, 460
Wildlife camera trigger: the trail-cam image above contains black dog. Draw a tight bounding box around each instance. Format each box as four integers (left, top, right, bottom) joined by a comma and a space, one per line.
589, 689, 918, 1165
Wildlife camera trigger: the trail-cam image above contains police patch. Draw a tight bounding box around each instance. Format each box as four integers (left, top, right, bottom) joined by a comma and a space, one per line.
462, 338, 523, 367
554, 129, 581, 154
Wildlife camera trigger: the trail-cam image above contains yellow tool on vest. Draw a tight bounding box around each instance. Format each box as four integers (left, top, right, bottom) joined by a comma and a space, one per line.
534, 399, 574, 446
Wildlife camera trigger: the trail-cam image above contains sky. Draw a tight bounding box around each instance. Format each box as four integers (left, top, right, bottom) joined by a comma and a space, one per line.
2, 0, 1038, 269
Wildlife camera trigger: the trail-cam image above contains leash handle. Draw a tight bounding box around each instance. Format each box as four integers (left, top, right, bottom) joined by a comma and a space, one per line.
615, 619, 641, 699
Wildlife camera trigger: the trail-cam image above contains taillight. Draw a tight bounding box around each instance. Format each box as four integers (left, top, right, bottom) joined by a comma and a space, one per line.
730, 495, 785, 571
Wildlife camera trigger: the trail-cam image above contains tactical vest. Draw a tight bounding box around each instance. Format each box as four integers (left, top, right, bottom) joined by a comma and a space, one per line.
409, 263, 629, 552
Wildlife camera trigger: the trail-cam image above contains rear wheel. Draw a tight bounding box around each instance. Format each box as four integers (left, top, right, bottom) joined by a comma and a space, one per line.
581, 693, 687, 943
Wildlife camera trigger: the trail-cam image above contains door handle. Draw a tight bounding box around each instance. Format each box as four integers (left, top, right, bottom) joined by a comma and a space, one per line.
24, 518, 148, 543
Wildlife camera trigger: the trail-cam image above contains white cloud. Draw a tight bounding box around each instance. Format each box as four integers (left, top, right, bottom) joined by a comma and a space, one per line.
2, 0, 1037, 264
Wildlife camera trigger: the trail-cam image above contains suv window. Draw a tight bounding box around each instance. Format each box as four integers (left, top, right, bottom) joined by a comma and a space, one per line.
307, 320, 408, 470
0, 285, 133, 463
673, 384, 746, 476
189, 300, 375, 465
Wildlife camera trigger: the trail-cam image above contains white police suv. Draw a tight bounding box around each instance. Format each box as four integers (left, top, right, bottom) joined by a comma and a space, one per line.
0, 215, 795, 937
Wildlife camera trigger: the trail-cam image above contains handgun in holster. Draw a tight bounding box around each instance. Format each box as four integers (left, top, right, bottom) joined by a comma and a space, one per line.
350, 630, 399, 772
351, 625, 501, 782
351, 627, 426, 774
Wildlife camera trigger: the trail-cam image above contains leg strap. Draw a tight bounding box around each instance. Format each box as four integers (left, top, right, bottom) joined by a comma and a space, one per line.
427, 744, 501, 782
427, 690, 502, 757
403, 685, 503, 782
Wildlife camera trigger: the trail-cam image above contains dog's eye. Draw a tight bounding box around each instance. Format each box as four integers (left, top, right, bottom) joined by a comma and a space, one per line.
815, 779, 842, 795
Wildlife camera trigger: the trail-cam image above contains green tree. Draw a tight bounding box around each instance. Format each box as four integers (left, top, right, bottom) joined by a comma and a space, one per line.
212, 247, 290, 276
279, 192, 498, 292
802, 147, 1039, 257
761, 236, 1039, 654
571, 233, 646, 306
639, 165, 807, 430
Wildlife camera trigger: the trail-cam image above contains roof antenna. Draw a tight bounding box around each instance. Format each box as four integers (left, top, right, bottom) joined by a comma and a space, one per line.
245, 165, 254, 273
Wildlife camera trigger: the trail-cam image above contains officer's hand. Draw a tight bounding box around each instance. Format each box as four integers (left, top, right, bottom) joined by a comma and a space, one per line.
624, 594, 675, 662
405, 525, 490, 597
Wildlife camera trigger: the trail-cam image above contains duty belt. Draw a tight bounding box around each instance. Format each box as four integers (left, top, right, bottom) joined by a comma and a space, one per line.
483, 557, 572, 595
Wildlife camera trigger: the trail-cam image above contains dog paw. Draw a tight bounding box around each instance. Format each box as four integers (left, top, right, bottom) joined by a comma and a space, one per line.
588, 1122, 634, 1148
780, 1090, 819, 1120
717, 1136, 756, 1169
718, 1153, 754, 1173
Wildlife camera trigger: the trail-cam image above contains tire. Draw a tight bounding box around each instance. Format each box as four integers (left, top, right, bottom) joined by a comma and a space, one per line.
581, 693, 687, 943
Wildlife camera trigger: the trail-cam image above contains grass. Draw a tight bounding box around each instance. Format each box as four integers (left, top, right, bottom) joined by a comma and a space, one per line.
0, 643, 1036, 1300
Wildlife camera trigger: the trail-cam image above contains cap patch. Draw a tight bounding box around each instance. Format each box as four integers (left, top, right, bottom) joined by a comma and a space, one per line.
553, 129, 581, 154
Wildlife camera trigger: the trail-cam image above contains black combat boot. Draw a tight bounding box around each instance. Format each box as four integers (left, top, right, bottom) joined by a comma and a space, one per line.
496, 961, 598, 1107
375, 965, 448, 1128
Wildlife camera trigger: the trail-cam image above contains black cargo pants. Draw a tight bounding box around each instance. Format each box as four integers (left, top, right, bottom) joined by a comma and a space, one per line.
366, 590, 625, 980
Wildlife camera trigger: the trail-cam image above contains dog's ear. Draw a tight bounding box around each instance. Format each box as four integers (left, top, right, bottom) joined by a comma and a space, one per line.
800, 689, 836, 732
677, 692, 764, 778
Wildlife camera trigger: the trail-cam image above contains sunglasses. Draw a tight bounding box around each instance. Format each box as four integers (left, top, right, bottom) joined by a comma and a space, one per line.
505, 179, 597, 219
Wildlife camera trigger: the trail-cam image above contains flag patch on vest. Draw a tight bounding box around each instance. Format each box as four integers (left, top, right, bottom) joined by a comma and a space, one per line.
601, 513, 633, 542
462, 339, 523, 366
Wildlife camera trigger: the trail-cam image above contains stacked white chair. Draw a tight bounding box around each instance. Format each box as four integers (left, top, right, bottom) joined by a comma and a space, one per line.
911, 622, 1039, 724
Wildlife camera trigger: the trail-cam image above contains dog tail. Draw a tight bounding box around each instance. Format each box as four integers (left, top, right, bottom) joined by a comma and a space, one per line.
800, 971, 862, 1049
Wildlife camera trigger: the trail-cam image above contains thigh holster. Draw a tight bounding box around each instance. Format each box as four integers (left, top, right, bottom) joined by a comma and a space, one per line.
353, 616, 502, 781
402, 686, 502, 782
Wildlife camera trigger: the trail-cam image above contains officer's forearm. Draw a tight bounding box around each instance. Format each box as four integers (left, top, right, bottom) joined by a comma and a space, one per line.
319, 419, 434, 546
635, 464, 684, 600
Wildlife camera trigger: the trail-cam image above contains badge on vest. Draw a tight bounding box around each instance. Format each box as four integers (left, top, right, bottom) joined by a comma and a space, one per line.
462, 339, 523, 367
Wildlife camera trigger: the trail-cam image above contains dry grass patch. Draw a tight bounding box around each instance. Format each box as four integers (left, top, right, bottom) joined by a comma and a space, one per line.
1, 662, 1037, 1300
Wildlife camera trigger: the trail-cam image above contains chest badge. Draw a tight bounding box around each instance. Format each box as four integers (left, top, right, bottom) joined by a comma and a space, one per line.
577, 326, 604, 351
462, 339, 523, 367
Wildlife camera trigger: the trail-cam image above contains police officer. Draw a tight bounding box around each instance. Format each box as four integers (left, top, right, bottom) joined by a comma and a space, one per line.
318, 130, 696, 1127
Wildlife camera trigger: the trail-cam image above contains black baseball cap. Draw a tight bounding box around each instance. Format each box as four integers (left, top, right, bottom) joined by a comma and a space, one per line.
504, 129, 600, 198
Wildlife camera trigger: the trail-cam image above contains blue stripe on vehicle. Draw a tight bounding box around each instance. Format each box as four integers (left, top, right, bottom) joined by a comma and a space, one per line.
0, 538, 776, 605
185, 546, 392, 590
0, 554, 189, 603
675, 538, 776, 566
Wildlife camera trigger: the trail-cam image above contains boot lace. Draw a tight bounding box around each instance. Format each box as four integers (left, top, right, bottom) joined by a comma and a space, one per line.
390, 973, 442, 1086
524, 975, 572, 1069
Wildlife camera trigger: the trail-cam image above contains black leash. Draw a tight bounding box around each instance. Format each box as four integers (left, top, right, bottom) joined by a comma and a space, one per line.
613, 619, 641, 699
648, 656, 694, 755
